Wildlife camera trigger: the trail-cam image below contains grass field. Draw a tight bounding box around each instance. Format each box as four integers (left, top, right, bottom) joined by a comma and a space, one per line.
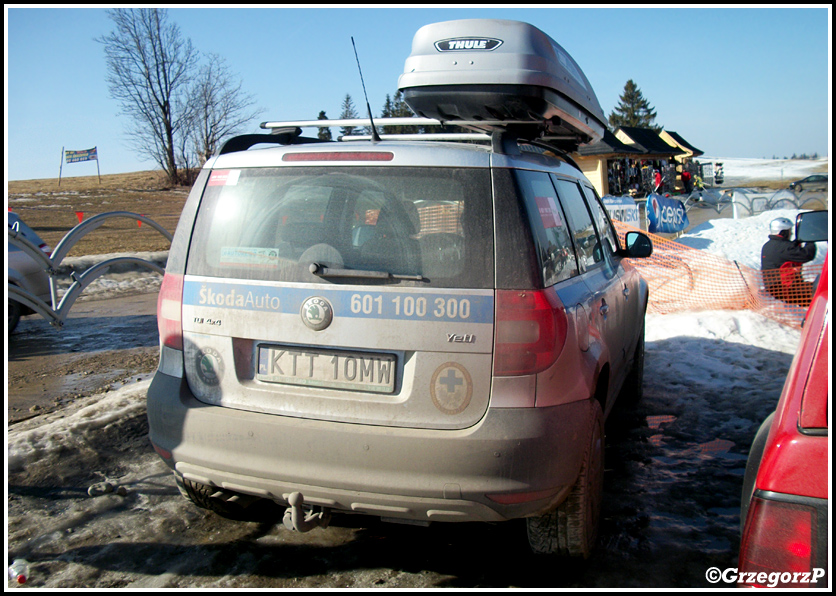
8, 170, 190, 256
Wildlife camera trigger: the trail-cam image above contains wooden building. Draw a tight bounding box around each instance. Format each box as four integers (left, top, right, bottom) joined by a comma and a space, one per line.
574, 130, 644, 198
573, 127, 702, 197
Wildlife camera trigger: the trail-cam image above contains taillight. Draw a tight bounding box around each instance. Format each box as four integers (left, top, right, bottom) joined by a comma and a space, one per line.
493, 289, 568, 377
157, 273, 184, 350
150, 441, 172, 460
739, 496, 817, 586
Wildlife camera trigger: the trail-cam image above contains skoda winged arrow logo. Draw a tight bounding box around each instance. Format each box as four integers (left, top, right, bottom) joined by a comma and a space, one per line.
434, 37, 503, 52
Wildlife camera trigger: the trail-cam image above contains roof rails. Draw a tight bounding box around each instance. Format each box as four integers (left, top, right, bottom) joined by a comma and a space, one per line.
260, 117, 588, 145
247, 117, 586, 166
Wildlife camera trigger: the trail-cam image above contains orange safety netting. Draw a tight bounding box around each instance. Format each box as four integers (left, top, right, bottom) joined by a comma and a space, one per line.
613, 221, 823, 329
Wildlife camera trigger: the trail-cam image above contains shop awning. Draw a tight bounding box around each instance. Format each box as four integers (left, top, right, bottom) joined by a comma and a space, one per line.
576, 129, 645, 157
661, 131, 703, 157
615, 126, 685, 157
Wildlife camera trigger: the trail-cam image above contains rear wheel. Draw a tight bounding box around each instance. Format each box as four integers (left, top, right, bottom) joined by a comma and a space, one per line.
619, 321, 645, 404
174, 474, 269, 520
526, 400, 604, 558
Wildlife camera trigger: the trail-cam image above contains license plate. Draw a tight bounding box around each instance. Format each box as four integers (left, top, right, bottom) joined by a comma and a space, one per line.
256, 346, 396, 393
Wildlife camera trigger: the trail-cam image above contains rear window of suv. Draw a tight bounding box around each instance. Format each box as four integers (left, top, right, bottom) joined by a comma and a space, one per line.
185, 166, 494, 289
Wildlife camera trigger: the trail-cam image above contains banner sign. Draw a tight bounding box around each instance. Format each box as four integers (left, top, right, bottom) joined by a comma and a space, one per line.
65, 148, 98, 163
646, 193, 689, 234
601, 195, 640, 227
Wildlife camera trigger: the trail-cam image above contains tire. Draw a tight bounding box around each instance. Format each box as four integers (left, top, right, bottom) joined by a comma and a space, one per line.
526, 400, 605, 558
9, 299, 22, 334
619, 321, 645, 405
174, 474, 261, 520
740, 412, 774, 533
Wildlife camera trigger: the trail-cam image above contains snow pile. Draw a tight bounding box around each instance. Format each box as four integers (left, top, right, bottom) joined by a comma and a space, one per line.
53, 251, 168, 301
7, 381, 151, 473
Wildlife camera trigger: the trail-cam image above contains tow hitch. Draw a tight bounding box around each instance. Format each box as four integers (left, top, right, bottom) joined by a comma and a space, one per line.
282, 492, 331, 533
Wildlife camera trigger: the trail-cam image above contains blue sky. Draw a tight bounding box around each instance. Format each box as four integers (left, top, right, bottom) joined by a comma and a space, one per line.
6, 6, 831, 181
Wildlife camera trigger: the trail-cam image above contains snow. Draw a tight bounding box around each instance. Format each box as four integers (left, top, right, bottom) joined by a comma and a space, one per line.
698, 156, 827, 185
6, 157, 829, 587
7, 383, 149, 474
55, 251, 167, 301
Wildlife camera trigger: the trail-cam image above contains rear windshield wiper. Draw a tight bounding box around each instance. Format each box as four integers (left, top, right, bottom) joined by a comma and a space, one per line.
309, 262, 426, 282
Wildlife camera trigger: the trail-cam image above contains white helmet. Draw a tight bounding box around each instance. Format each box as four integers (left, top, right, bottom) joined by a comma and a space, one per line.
769, 217, 793, 236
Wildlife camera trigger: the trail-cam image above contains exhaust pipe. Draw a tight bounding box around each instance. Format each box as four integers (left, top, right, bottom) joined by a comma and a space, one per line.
283, 492, 331, 533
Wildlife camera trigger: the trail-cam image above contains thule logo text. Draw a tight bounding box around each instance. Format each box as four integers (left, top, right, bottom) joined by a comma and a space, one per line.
434, 38, 503, 52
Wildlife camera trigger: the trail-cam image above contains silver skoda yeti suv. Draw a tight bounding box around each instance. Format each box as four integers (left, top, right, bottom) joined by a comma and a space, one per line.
147, 19, 653, 558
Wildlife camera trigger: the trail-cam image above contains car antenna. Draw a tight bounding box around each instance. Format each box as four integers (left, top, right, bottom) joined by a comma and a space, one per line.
351, 36, 382, 143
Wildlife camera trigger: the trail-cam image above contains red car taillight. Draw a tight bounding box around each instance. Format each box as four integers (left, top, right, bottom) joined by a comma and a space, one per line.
157, 273, 184, 351
493, 289, 568, 377
739, 496, 817, 586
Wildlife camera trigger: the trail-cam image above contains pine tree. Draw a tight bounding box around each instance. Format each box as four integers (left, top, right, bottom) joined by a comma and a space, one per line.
608, 80, 661, 132
316, 110, 332, 141
381, 95, 394, 118
339, 94, 363, 136
380, 90, 421, 134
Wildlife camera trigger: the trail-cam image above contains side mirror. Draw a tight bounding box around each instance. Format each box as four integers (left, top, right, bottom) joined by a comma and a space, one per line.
796, 210, 828, 243
623, 231, 653, 258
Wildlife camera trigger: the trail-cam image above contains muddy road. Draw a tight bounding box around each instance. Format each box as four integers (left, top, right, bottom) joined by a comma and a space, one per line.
7, 291, 791, 588
7, 292, 160, 424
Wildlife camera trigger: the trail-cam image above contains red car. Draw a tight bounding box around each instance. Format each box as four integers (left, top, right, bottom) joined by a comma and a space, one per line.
738, 210, 829, 588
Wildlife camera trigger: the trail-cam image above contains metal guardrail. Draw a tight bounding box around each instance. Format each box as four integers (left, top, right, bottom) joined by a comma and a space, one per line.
8, 211, 172, 328
681, 188, 827, 217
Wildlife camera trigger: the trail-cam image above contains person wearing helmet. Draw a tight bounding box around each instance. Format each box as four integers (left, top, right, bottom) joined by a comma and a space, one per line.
761, 217, 817, 305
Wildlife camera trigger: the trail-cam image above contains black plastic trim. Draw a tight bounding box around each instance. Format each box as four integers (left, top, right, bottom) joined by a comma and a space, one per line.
219, 132, 328, 155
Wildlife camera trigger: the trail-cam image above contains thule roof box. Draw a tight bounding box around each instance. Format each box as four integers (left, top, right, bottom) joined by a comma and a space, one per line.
397, 19, 606, 150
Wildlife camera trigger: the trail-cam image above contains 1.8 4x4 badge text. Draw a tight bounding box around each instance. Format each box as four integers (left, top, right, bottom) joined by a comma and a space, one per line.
434, 37, 503, 52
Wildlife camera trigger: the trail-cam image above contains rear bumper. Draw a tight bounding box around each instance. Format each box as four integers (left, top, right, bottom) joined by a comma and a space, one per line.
147, 369, 593, 523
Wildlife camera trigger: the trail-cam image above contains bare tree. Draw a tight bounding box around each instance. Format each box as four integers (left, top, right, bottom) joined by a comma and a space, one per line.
187, 54, 263, 165
98, 8, 197, 185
